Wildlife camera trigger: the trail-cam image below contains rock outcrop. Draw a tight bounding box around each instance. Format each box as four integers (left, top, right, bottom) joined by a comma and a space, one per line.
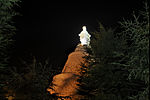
47, 44, 90, 100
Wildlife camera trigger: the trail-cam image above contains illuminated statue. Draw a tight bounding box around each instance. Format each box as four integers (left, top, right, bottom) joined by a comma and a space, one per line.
79, 26, 91, 46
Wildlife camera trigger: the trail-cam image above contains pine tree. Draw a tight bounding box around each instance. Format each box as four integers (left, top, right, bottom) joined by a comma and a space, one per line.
119, 2, 149, 99
0, 0, 20, 98
78, 24, 128, 100
79, 2, 149, 100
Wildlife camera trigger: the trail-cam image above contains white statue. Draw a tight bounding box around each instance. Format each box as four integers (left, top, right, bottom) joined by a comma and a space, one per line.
79, 26, 91, 46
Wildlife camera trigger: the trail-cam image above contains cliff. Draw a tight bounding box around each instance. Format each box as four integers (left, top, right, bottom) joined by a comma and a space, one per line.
47, 44, 90, 100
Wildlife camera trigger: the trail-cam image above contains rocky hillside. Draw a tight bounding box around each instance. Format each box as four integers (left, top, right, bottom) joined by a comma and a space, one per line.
47, 44, 90, 100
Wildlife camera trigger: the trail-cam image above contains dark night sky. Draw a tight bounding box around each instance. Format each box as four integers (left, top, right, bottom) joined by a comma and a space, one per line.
15, 0, 143, 59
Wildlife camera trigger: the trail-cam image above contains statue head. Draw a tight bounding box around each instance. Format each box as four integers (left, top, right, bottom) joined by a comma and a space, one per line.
82, 26, 87, 31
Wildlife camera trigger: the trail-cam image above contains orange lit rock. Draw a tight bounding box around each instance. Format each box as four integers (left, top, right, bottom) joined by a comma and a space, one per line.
47, 44, 90, 100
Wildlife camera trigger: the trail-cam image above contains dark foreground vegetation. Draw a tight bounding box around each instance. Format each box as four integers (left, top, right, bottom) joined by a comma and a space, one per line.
0, 0, 149, 100
78, 2, 149, 100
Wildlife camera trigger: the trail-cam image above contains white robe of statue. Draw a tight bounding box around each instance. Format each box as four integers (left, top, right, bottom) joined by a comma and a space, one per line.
79, 26, 91, 46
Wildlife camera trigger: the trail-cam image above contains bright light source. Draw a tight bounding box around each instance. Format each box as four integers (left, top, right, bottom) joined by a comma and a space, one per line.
79, 26, 91, 46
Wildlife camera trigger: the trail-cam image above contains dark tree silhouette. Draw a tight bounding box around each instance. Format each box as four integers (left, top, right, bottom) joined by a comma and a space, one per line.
78, 2, 149, 100
0, 0, 20, 93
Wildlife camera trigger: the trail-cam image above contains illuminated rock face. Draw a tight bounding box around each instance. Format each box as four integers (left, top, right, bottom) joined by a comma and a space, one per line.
47, 44, 90, 100
79, 26, 91, 46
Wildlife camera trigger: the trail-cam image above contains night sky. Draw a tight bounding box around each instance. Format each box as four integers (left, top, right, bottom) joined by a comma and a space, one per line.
14, 0, 143, 62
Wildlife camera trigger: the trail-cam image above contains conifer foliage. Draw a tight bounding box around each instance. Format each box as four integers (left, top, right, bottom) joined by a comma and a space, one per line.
0, 0, 20, 69
119, 3, 149, 99
0, 0, 20, 97
79, 3, 149, 100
